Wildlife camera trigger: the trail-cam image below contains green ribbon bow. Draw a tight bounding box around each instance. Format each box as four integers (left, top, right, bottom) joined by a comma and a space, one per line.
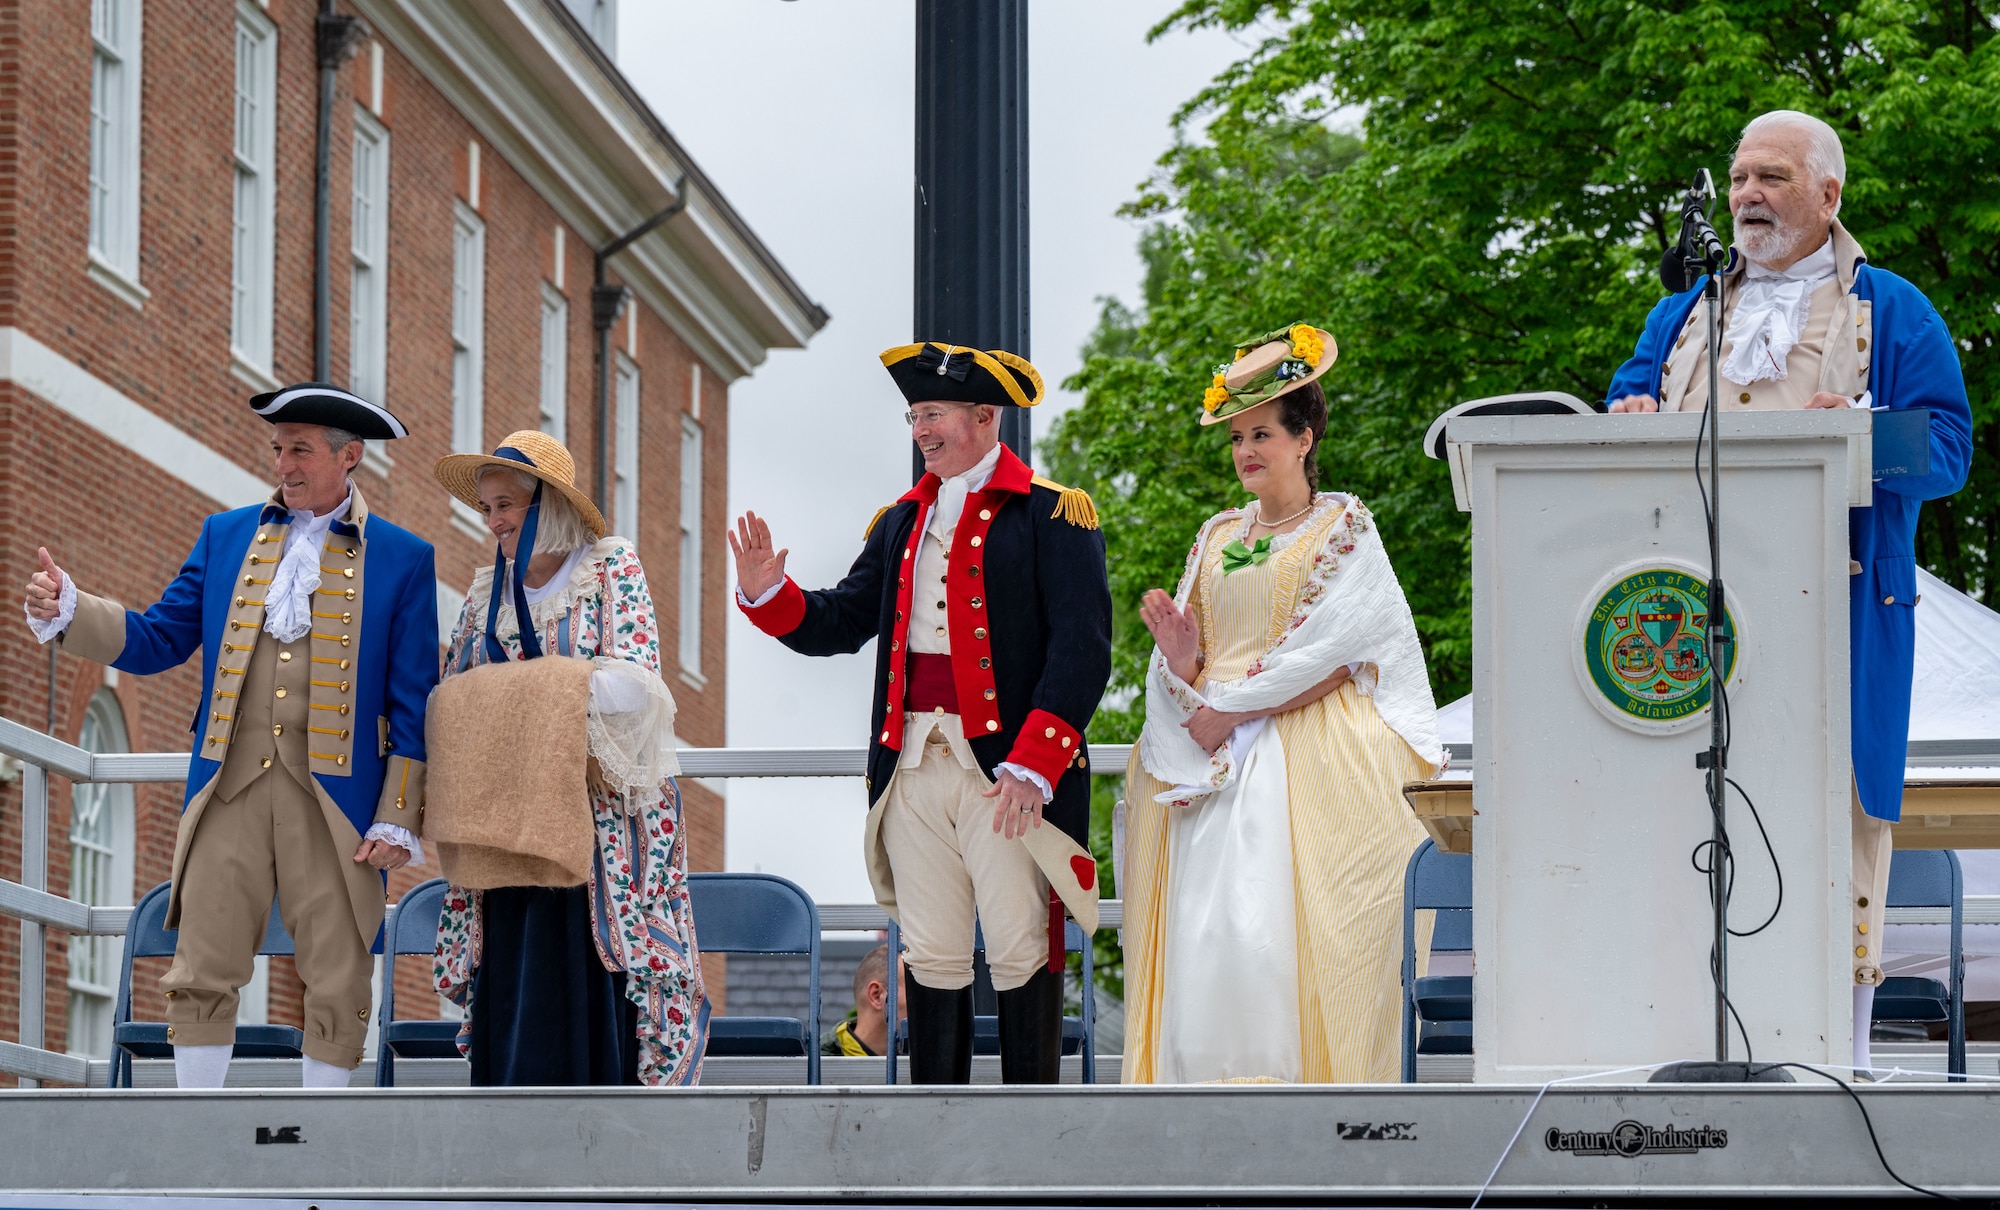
1220, 536, 1272, 574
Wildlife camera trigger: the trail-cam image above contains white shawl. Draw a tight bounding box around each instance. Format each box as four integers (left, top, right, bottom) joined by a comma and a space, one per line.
1138, 496, 1444, 803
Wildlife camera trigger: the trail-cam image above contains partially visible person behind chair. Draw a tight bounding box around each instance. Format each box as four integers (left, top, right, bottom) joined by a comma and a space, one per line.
429, 431, 706, 1086
823, 944, 907, 1058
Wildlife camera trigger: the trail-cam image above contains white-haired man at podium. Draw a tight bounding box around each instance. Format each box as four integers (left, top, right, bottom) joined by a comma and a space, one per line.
1604, 110, 1973, 1073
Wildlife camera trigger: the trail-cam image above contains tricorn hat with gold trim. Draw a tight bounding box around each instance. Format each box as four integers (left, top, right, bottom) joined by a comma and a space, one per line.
881, 342, 1045, 409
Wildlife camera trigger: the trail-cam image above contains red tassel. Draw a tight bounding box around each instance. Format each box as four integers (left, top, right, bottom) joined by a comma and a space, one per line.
1047, 888, 1064, 974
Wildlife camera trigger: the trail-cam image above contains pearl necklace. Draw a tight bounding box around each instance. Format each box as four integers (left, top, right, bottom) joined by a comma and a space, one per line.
1251, 495, 1316, 531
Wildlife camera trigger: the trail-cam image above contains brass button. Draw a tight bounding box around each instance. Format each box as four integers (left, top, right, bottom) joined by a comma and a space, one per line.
338, 729, 350, 740
898, 578, 905, 588
983, 689, 996, 701
1045, 726, 1057, 738
933, 706, 944, 717
165, 990, 177, 999
1662, 364, 1672, 376
346, 547, 357, 559
881, 730, 891, 742
340, 635, 351, 647
279, 652, 292, 662
888, 670, 897, 683
967, 565, 980, 578
902, 548, 911, 560
1857, 896, 1869, 908
235, 596, 246, 607
1858, 923, 1869, 935
1885, 596, 1895, 605
341, 611, 352, 623
272, 724, 283, 736
1856, 945, 1868, 958
256, 534, 269, 544
973, 627, 986, 640
355, 1051, 364, 1064
1738, 392, 1751, 404
969, 596, 983, 609
935, 626, 946, 637
1061, 737, 1072, 749
339, 659, 350, 670
165, 1026, 175, 1040
1857, 337, 1868, 352
243, 574, 255, 584
358, 1009, 368, 1020
896, 610, 903, 622
970, 536, 983, 548
335, 754, 347, 766
261, 757, 272, 769
985, 720, 999, 732
275, 687, 286, 698
935, 600, 946, 610
978, 509, 991, 521
339, 704, 349, 716
891, 640, 900, 651
342, 568, 354, 579
978, 657, 991, 669
344, 588, 355, 600
340, 681, 350, 692
395, 797, 406, 810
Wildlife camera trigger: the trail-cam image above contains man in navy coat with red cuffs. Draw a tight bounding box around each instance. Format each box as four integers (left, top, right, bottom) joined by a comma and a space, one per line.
731, 342, 1111, 1083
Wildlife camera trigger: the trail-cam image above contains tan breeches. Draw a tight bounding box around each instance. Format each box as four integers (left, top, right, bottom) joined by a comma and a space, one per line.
160, 768, 375, 1068
879, 740, 1051, 992
1852, 789, 1894, 986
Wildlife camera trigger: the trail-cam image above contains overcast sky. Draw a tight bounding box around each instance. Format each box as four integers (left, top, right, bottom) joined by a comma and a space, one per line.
619, 2, 1249, 905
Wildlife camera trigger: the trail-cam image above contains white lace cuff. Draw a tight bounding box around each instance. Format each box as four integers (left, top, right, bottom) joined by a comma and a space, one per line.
364, 822, 424, 866
736, 581, 782, 608
995, 761, 1053, 804
586, 658, 681, 809
24, 571, 76, 645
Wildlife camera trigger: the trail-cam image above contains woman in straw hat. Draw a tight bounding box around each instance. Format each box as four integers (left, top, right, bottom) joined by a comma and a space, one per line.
1119, 324, 1445, 1084
430, 431, 706, 1086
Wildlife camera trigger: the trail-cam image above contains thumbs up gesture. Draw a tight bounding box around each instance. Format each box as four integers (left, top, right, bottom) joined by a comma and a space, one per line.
26, 547, 68, 623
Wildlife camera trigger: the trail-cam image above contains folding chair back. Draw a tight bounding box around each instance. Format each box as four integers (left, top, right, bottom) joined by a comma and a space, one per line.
688, 872, 822, 1085
1874, 849, 1965, 1076
373, 878, 460, 1086
1401, 839, 1473, 1082
110, 881, 304, 1087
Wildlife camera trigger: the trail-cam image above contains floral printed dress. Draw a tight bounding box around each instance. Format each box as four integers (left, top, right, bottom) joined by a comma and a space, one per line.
432, 537, 708, 1086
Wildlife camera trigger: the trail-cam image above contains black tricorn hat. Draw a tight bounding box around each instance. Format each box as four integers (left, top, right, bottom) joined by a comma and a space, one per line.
1422, 392, 1594, 459
249, 382, 409, 440
881, 342, 1045, 409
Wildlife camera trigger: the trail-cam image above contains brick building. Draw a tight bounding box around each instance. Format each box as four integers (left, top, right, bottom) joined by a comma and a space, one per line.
0, 0, 824, 1078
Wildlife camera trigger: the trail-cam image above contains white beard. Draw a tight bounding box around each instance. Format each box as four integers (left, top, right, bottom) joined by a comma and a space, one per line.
1737, 213, 1809, 268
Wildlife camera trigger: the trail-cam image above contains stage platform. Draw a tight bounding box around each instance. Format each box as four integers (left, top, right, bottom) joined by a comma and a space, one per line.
4, 1078, 1999, 1203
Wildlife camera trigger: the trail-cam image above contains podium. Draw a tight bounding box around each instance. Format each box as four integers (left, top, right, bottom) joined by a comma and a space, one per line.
1444, 410, 1871, 1082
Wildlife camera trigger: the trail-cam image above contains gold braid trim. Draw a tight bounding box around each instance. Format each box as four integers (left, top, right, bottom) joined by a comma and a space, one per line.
863, 504, 894, 540
1031, 477, 1100, 530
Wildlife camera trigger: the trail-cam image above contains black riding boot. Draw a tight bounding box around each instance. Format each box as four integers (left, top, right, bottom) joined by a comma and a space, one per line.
904, 976, 973, 1084
997, 966, 1063, 1084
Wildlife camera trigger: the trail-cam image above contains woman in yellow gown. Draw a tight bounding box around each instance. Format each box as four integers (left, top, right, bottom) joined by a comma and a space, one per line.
1123, 324, 1445, 1084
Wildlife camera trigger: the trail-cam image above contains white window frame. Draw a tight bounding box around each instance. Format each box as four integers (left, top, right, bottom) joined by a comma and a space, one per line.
538, 284, 567, 442
349, 107, 389, 409
613, 354, 640, 541
67, 690, 134, 1060
678, 414, 704, 680
449, 203, 488, 537
230, 0, 278, 385
87, 0, 145, 305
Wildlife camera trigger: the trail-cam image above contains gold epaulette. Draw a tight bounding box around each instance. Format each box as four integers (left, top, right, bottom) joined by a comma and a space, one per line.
1031, 476, 1100, 530
863, 504, 894, 540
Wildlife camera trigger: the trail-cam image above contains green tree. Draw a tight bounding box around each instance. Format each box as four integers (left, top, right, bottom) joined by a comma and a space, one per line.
1051, 1, 1998, 995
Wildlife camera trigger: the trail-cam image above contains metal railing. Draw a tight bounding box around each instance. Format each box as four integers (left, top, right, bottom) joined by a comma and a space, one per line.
6, 712, 1997, 1087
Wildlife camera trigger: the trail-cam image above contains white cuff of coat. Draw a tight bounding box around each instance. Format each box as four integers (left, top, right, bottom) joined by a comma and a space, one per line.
363, 822, 424, 867
590, 666, 652, 714
994, 762, 1054, 804
736, 581, 782, 609
24, 572, 76, 645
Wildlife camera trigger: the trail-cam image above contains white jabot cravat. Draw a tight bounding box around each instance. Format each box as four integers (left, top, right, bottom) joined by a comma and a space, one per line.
264, 486, 353, 644
927, 441, 1004, 541
1723, 236, 1837, 386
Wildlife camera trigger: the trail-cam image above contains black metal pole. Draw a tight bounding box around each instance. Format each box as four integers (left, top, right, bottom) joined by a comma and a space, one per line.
913, 0, 1030, 483
313, 5, 367, 384
592, 182, 689, 510
1704, 268, 1729, 1062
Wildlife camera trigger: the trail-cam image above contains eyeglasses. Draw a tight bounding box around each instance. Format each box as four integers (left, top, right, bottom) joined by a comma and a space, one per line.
902, 403, 976, 428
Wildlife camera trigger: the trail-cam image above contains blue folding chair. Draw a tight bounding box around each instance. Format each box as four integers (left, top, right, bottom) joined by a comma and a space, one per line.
373, 878, 461, 1087
688, 872, 822, 1085
1401, 838, 1472, 1083
883, 916, 1098, 1084
1872, 848, 1965, 1078
110, 881, 305, 1088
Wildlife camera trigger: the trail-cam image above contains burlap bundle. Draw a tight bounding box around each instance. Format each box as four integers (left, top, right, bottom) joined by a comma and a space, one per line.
425, 656, 594, 888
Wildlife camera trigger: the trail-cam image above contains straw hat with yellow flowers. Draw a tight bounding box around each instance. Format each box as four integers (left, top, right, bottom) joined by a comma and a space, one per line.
434, 430, 607, 541
1199, 323, 1337, 425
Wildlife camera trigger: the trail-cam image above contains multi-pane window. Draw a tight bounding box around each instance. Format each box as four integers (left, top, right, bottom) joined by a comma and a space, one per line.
679, 415, 704, 676
450, 205, 486, 454
88, 0, 143, 282
539, 285, 567, 441
349, 109, 389, 404
230, 2, 277, 372
613, 355, 639, 539
67, 692, 134, 1060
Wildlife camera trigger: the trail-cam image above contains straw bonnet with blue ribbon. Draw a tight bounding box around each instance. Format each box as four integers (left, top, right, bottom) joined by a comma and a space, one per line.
435, 431, 607, 664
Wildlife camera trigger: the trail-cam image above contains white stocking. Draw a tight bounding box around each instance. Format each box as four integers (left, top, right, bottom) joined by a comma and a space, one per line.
172, 1044, 232, 1089
301, 1055, 353, 1088
1852, 983, 1877, 1076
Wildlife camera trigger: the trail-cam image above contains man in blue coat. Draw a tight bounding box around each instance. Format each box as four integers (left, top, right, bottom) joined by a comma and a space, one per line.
1605, 111, 1972, 1072
23, 384, 438, 1088
731, 343, 1111, 1084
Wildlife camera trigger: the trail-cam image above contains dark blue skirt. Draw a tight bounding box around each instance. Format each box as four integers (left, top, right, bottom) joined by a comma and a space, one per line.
467, 884, 640, 1087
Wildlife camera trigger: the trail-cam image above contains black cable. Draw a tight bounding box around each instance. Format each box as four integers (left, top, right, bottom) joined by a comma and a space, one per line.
1771, 1063, 1959, 1200
1724, 775, 1782, 937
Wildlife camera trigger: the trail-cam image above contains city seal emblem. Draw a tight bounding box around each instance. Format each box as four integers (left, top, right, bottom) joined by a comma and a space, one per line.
1575, 565, 1739, 733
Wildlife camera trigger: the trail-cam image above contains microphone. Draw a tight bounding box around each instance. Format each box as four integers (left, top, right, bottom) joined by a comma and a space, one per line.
1660, 169, 1727, 292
